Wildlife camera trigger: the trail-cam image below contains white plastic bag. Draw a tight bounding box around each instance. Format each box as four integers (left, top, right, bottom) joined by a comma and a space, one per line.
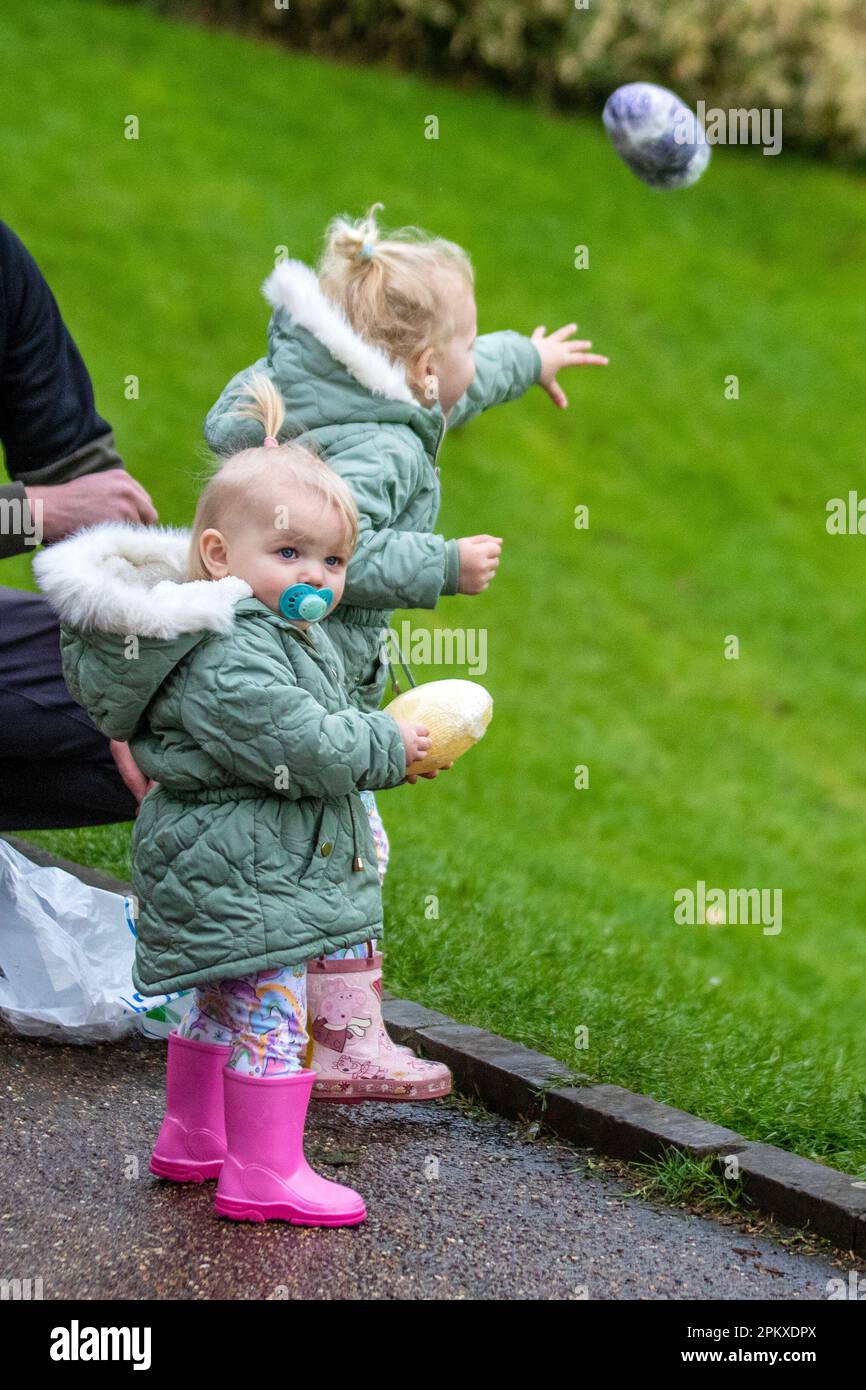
0, 838, 192, 1043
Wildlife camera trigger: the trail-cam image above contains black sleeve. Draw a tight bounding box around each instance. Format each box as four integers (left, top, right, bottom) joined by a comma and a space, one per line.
0, 221, 114, 480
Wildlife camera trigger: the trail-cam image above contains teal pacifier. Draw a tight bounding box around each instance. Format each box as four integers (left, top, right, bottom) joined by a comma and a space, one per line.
279, 583, 334, 623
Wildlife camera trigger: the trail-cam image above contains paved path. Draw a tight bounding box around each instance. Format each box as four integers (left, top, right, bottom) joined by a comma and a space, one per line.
0, 1026, 846, 1300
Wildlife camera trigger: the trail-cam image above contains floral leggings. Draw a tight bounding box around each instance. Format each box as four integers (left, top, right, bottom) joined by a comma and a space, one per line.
175, 791, 389, 1075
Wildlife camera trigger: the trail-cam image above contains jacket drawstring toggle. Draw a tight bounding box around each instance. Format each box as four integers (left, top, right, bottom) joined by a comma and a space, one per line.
347, 793, 365, 872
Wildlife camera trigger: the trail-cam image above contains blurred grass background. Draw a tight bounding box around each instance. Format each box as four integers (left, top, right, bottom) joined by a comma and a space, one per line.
3, 1, 866, 1173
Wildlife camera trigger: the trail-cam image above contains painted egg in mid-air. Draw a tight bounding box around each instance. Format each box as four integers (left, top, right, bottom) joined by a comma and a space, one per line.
603, 82, 710, 190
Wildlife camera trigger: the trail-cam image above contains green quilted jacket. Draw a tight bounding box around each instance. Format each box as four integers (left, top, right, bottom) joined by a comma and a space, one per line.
204, 258, 542, 710
33, 522, 408, 996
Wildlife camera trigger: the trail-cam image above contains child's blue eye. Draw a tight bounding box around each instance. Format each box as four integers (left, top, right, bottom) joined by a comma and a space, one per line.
279, 547, 297, 560
325, 556, 341, 567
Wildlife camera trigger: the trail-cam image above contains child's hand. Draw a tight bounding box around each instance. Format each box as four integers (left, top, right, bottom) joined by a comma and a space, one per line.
457, 535, 502, 595
396, 720, 432, 771
531, 323, 609, 409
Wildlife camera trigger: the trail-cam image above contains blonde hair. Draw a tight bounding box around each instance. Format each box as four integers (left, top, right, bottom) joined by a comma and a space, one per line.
317, 202, 474, 371
186, 374, 359, 582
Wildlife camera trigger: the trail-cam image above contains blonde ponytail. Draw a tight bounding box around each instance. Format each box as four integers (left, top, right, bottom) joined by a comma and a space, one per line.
317, 202, 473, 369
323, 200, 385, 266
226, 371, 286, 444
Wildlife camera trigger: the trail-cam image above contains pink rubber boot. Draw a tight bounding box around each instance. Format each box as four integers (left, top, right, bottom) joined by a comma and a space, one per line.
149, 1031, 229, 1183
307, 953, 452, 1103
213, 1066, 366, 1226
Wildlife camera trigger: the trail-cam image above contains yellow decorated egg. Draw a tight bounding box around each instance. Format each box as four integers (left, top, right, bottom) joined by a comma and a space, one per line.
386, 679, 493, 775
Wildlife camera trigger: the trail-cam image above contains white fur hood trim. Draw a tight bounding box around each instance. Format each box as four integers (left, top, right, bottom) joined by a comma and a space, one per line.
262, 259, 417, 406
32, 522, 253, 639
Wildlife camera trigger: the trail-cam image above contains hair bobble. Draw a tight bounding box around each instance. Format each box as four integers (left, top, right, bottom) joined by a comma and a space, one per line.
263, 436, 279, 448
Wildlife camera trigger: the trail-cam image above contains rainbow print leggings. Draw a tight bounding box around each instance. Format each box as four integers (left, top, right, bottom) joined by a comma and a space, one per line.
175, 791, 389, 1075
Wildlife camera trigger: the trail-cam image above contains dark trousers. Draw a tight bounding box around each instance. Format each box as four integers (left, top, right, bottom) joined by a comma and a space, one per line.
0, 586, 138, 830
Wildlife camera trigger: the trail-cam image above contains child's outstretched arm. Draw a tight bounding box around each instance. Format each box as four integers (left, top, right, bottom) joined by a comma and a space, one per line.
175, 621, 412, 798
446, 331, 542, 431
446, 326, 608, 428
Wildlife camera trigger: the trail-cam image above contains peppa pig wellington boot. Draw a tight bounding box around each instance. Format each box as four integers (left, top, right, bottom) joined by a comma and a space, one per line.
306, 951, 452, 1103
213, 1066, 365, 1225
149, 1031, 229, 1182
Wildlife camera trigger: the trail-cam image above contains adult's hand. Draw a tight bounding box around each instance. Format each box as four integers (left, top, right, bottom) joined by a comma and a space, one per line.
24, 471, 158, 543
109, 739, 157, 809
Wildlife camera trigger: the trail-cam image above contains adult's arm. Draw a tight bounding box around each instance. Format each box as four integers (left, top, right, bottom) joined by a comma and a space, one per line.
0, 221, 137, 559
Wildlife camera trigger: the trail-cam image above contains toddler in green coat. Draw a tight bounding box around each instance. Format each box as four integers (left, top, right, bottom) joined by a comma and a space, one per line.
34, 375, 434, 1226
204, 203, 608, 1100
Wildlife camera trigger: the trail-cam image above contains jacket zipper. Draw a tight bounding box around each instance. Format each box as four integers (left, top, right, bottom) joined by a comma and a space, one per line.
290, 625, 342, 686
431, 411, 446, 477
286, 623, 365, 872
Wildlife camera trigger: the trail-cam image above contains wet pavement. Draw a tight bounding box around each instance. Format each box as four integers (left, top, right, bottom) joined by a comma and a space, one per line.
0, 1025, 849, 1300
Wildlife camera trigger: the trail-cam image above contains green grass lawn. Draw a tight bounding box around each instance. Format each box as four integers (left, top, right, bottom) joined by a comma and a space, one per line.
4, 0, 866, 1175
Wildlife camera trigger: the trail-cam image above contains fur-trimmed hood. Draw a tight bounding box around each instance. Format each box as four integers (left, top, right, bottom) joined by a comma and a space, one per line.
261, 259, 417, 406
32, 522, 255, 741
32, 521, 252, 639
205, 256, 444, 459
